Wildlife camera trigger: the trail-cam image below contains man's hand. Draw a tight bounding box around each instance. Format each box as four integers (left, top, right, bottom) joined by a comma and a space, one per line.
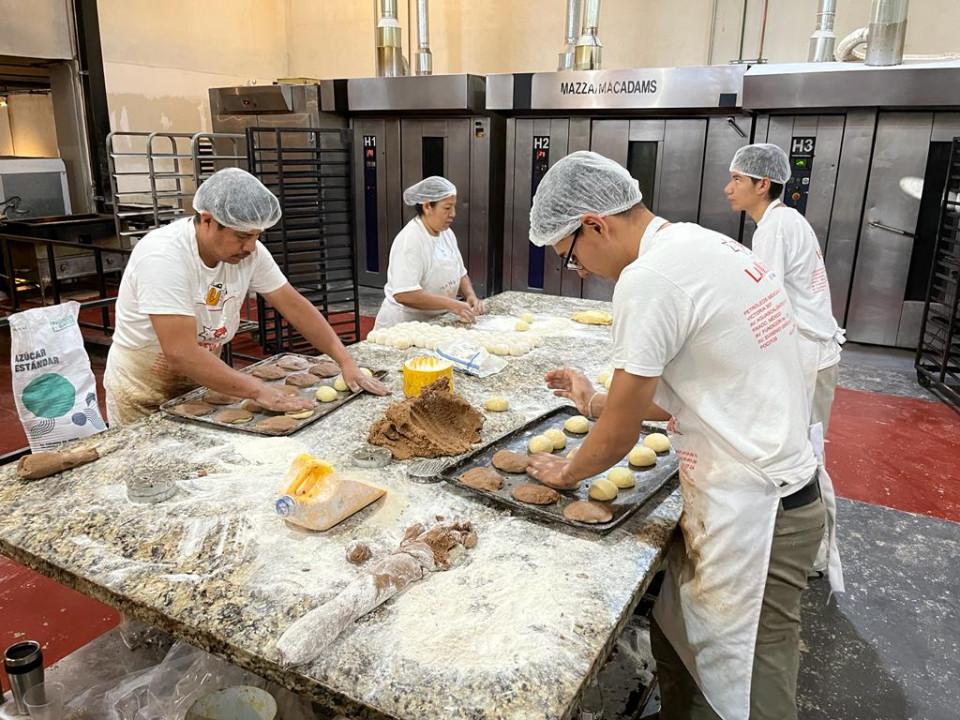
545, 367, 598, 417
254, 384, 316, 413
340, 364, 391, 396
525, 454, 579, 490
466, 295, 485, 316
449, 299, 477, 324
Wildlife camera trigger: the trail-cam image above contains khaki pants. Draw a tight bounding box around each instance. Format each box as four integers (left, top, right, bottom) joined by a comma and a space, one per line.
811, 363, 839, 435
651, 495, 825, 720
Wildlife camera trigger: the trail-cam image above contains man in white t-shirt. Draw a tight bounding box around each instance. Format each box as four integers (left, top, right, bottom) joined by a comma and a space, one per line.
725, 143, 845, 433
525, 152, 827, 719
104, 168, 388, 425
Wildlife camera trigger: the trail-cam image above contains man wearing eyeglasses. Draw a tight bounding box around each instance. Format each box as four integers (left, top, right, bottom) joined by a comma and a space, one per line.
525, 151, 826, 720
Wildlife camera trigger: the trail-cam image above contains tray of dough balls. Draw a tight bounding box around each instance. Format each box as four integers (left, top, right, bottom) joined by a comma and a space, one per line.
160, 353, 387, 436
439, 405, 678, 533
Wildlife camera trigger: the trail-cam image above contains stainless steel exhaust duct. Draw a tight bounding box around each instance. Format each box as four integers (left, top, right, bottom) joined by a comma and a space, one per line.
415, 0, 432, 76
865, 0, 908, 66
807, 0, 837, 62
558, 0, 582, 71
376, 0, 407, 77
574, 0, 602, 71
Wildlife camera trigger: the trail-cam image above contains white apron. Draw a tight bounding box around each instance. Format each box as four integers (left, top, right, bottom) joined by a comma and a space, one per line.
809, 421, 845, 593
374, 228, 465, 329
653, 414, 820, 719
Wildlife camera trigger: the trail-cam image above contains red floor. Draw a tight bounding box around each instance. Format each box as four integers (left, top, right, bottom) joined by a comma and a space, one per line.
0, 356, 956, 684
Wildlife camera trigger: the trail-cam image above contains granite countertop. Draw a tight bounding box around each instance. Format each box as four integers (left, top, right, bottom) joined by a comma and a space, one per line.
0, 291, 681, 720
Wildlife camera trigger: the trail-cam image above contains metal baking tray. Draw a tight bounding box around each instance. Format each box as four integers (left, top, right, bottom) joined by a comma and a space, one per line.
160, 353, 387, 437
439, 405, 678, 533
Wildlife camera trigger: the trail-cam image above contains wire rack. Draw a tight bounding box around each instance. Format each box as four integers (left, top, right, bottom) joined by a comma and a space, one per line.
915, 136, 960, 403
246, 126, 361, 354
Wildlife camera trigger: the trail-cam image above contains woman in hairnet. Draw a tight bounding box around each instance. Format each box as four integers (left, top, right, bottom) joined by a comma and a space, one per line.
373, 176, 484, 329
104, 167, 388, 425
525, 152, 829, 719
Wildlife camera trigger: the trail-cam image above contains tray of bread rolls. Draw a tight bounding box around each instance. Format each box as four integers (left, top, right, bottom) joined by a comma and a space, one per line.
160, 353, 387, 437
439, 405, 678, 533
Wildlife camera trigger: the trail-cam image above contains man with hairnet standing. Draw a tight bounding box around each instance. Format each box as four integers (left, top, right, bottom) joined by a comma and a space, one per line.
373, 176, 485, 329
104, 168, 388, 425
726, 143, 845, 577
525, 151, 826, 719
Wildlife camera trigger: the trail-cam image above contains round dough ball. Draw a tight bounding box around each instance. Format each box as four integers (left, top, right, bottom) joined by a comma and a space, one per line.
484, 396, 509, 412
333, 376, 348, 392
493, 344, 510, 356
315, 386, 338, 402
607, 466, 636, 489
643, 432, 671, 453
251, 365, 287, 380
255, 416, 298, 434
589, 477, 619, 501
564, 415, 590, 434
176, 401, 215, 417
515, 320, 531, 332
521, 313, 534, 324
564, 500, 613, 524
509, 344, 525, 357
215, 408, 253, 425
492, 450, 530, 473
360, 367, 373, 377
285, 408, 316, 420
544, 428, 567, 450
628, 446, 657, 467
512, 483, 560, 505
566, 447, 578, 459
459, 466, 504, 492
603, 375, 612, 390
528, 434, 554, 454
597, 371, 610, 386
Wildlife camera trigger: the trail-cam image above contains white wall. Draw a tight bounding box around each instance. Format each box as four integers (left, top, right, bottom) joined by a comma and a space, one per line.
0, 0, 73, 60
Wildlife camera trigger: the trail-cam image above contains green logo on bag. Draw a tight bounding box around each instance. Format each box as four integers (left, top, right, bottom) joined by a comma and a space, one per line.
22, 373, 76, 418
50, 316, 76, 332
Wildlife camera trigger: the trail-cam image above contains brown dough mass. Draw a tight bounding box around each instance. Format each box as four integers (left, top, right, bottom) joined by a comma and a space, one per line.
215, 408, 253, 424
242, 400, 264, 413
368, 377, 484, 460
277, 356, 310, 371
511, 483, 560, 505
459, 466, 504, 492
309, 361, 340, 378
255, 416, 299, 434
564, 500, 613, 524
251, 364, 287, 380
175, 401, 215, 417
346, 541, 373, 565
204, 390, 240, 405
286, 373, 318, 388
492, 449, 530, 473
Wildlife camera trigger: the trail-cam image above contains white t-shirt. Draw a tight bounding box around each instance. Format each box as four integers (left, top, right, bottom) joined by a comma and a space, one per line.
375, 217, 468, 328
753, 201, 843, 370
611, 219, 817, 488
112, 218, 287, 351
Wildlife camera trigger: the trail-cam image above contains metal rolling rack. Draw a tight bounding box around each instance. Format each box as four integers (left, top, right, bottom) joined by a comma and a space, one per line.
915, 137, 960, 403
246, 126, 361, 353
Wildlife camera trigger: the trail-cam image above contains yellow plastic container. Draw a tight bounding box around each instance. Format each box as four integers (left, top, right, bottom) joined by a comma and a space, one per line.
402, 356, 454, 398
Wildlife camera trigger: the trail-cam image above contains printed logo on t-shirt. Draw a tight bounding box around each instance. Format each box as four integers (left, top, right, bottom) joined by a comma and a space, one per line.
205, 282, 226, 307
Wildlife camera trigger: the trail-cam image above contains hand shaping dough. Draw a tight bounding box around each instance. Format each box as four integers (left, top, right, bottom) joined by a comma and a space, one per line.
589, 477, 619, 501
512, 483, 560, 505
334, 376, 349, 392
242, 400, 264, 413
360, 367, 373, 377
251, 365, 287, 380
607, 466, 636, 489
256, 416, 299, 434
276, 386, 302, 398
544, 427, 567, 450
459, 466, 504, 492
564, 500, 614, 524
175, 401, 215, 417
484, 396, 509, 412
491, 449, 530, 473
215, 408, 253, 424
528, 434, 554, 454
315, 386, 338, 402
286, 373, 318, 388
286, 408, 316, 420
203, 390, 240, 405
515, 320, 531, 332
643, 432, 671, 453
628, 446, 657, 467
564, 415, 590, 434
520, 313, 534, 324
308, 361, 340, 378
277, 356, 310, 371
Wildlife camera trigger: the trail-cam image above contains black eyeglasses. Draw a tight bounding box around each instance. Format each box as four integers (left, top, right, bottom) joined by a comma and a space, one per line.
563, 226, 583, 271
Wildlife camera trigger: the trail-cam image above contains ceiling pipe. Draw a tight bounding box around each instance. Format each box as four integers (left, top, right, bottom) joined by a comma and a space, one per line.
376, 0, 407, 77
415, 0, 432, 75
808, 0, 837, 62
573, 0, 602, 70
865, 0, 908, 66
558, 0, 582, 71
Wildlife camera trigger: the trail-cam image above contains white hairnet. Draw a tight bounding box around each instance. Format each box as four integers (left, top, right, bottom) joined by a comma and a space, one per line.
729, 144, 791, 185
402, 176, 457, 206
193, 168, 281, 232
528, 151, 643, 247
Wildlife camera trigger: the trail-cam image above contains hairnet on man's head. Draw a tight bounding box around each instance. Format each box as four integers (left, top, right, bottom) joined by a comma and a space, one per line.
402, 176, 457, 206
193, 168, 282, 232
729, 144, 791, 185
529, 151, 643, 247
